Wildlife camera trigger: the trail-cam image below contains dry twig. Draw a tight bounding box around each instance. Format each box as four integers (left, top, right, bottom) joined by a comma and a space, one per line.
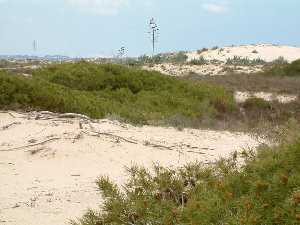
1, 122, 21, 130
0, 137, 61, 152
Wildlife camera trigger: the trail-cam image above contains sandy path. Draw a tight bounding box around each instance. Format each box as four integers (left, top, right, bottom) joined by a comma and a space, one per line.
0, 111, 260, 225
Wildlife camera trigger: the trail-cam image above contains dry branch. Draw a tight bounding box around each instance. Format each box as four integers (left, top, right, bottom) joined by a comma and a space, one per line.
37, 111, 92, 120
144, 141, 176, 151
83, 130, 138, 144
0, 137, 61, 152
186, 150, 206, 155
1, 122, 21, 130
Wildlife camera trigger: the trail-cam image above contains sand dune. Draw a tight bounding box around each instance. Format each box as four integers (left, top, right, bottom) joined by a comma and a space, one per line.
144, 44, 300, 76
187, 43, 300, 63
143, 63, 262, 76
0, 111, 260, 225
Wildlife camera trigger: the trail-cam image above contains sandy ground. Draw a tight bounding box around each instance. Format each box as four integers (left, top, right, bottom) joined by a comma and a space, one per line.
0, 111, 260, 225
143, 44, 300, 77
143, 63, 263, 76
234, 91, 298, 104
187, 43, 300, 63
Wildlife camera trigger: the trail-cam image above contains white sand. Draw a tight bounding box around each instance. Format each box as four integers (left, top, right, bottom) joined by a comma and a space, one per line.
143, 63, 262, 76
0, 111, 260, 225
187, 44, 300, 63
144, 44, 300, 77
234, 91, 298, 104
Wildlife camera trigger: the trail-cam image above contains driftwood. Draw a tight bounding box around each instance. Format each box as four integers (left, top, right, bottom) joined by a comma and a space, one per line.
1, 122, 21, 130
1, 111, 93, 121
0, 138, 61, 152
7, 112, 17, 118
144, 141, 176, 151
26, 147, 45, 155
83, 130, 138, 145
186, 150, 205, 155
72, 132, 83, 143
37, 111, 92, 120
0, 111, 210, 156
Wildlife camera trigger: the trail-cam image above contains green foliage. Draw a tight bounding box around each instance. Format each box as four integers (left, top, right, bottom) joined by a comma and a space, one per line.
137, 52, 188, 64
170, 51, 188, 63
271, 56, 288, 65
189, 57, 208, 65
71, 139, 300, 225
242, 97, 272, 110
0, 59, 11, 68
265, 59, 300, 76
197, 48, 208, 54
226, 56, 266, 66
0, 62, 235, 124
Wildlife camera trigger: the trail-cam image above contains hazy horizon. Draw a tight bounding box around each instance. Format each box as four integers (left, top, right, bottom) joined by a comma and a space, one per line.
0, 0, 299, 57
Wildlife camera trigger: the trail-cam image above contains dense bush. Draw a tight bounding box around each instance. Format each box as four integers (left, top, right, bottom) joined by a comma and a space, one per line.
71, 136, 300, 225
197, 48, 208, 55
0, 62, 235, 124
270, 56, 289, 65
0, 59, 11, 68
137, 52, 188, 64
242, 97, 272, 110
189, 57, 208, 65
226, 56, 266, 66
265, 59, 300, 76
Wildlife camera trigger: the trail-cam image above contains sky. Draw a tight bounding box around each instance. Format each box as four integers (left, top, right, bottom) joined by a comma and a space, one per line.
0, 0, 299, 57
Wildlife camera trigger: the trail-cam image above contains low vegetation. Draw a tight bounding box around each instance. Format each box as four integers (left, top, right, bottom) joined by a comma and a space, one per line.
1, 61, 299, 130
71, 127, 300, 225
197, 48, 208, 54
226, 56, 266, 66
189, 57, 208, 65
264, 59, 300, 76
0, 62, 234, 124
185, 72, 300, 94
138, 52, 188, 65
184, 69, 300, 130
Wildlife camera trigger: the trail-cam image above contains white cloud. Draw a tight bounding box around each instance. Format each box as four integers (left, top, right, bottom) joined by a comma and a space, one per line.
65, 0, 129, 15
202, 2, 229, 13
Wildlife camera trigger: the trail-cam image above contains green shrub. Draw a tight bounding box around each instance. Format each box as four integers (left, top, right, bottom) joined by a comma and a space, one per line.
137, 52, 188, 65
265, 59, 300, 76
0, 59, 11, 68
271, 56, 288, 65
226, 56, 266, 66
0, 63, 235, 124
170, 51, 188, 63
189, 57, 208, 65
71, 137, 300, 225
243, 97, 272, 110
197, 48, 208, 54
286, 59, 300, 75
